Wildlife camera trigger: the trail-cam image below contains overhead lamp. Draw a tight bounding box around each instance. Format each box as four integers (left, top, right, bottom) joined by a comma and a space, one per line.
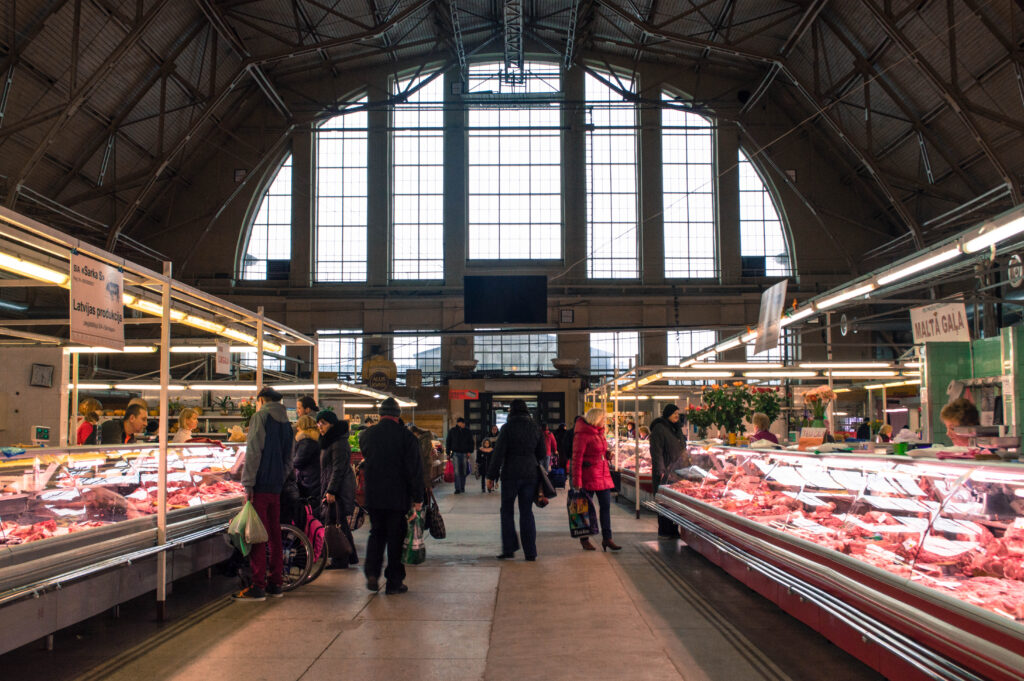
169, 345, 254, 353
743, 371, 818, 378
0, 298, 29, 312
833, 388, 851, 393
182, 315, 225, 334
396, 400, 418, 408
273, 384, 318, 392
113, 383, 186, 391
695, 350, 717, 361
827, 370, 898, 378
902, 371, 920, 377
679, 358, 696, 368
662, 371, 734, 379
741, 330, 759, 343
221, 327, 256, 344
877, 247, 960, 286
816, 283, 876, 310
649, 395, 682, 400
779, 307, 815, 327
187, 384, 258, 391
338, 402, 375, 409
68, 383, 114, 390
263, 339, 283, 353
963, 213, 1024, 253
885, 407, 909, 413
715, 338, 742, 352
64, 345, 157, 353
864, 379, 920, 390
127, 297, 185, 321
833, 412, 848, 416
0, 250, 69, 286
695, 363, 783, 370
800, 362, 893, 369
902, 362, 921, 369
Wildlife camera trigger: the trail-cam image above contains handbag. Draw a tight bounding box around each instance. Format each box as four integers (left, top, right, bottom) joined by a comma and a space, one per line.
423, 490, 446, 539
324, 502, 353, 560
349, 504, 366, 531
566, 489, 592, 538
536, 462, 557, 500
443, 459, 455, 483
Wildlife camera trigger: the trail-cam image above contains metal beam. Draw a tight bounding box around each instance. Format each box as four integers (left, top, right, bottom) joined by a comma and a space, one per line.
779, 0, 830, 57
564, 0, 581, 68
503, 0, 524, 84
449, 0, 468, 80
0, 0, 73, 77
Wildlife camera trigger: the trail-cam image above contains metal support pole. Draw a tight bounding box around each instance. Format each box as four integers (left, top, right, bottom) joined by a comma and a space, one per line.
59, 351, 71, 446
156, 261, 171, 622
825, 312, 834, 434
70, 353, 80, 446
256, 306, 265, 389
312, 331, 320, 405
634, 357, 641, 519
612, 367, 620, 471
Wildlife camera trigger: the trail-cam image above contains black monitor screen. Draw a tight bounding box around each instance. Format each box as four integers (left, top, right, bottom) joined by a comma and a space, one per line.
464, 275, 548, 324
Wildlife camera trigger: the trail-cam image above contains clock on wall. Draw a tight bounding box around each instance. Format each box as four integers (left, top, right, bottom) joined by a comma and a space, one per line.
29, 363, 54, 388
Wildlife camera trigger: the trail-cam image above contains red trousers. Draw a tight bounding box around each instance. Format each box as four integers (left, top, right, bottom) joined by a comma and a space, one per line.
249, 492, 283, 588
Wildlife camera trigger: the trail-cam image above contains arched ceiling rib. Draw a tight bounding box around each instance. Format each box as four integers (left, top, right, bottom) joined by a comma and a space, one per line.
0, 0, 1022, 264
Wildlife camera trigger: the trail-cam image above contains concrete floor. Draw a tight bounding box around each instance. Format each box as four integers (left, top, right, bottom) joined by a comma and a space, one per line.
5, 483, 885, 681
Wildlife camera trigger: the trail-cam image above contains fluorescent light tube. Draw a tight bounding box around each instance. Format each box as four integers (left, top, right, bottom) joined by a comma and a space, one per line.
715, 338, 742, 352
221, 327, 256, 344
182, 315, 225, 334
113, 383, 186, 391
696, 350, 717, 361
679, 359, 696, 368
741, 330, 759, 342
743, 371, 818, 378
662, 371, 735, 379
816, 283, 876, 310
827, 370, 898, 378
695, 363, 783, 370
779, 307, 815, 327
963, 214, 1024, 253
68, 383, 113, 390
799, 362, 893, 369
187, 384, 258, 391
64, 345, 157, 353
0, 250, 69, 286
877, 247, 960, 286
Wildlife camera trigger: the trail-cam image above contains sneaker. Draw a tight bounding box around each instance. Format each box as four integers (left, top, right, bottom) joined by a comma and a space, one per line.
366, 576, 380, 592
385, 583, 409, 595
266, 584, 284, 598
232, 585, 266, 601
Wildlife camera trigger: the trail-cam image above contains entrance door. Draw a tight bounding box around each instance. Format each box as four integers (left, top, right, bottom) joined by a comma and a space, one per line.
538, 392, 566, 427
464, 393, 493, 443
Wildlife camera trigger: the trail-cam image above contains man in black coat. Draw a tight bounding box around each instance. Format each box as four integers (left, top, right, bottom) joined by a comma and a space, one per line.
445, 417, 475, 494
359, 398, 424, 594
649, 404, 687, 539
487, 399, 546, 561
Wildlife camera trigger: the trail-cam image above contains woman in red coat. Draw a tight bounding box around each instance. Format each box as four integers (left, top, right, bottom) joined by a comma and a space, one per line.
571, 408, 620, 552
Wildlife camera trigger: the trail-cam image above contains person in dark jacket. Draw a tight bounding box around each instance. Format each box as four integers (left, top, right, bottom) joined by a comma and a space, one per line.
99, 403, 148, 445
360, 398, 424, 594
649, 404, 688, 539
557, 420, 576, 469
487, 399, 546, 561
410, 425, 436, 493
235, 387, 293, 601
292, 414, 322, 499
476, 438, 495, 493
855, 419, 871, 440
446, 417, 475, 494
317, 410, 358, 569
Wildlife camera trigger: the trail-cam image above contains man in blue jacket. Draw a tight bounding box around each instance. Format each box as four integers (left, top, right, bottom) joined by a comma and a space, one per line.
234, 386, 293, 601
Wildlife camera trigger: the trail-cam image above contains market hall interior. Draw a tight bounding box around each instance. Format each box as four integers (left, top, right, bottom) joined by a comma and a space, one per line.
1, 487, 882, 681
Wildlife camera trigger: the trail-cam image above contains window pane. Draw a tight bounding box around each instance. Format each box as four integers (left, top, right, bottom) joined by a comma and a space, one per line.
586, 72, 638, 279
589, 332, 640, 376
474, 333, 557, 373
739, 150, 792, 276
662, 96, 717, 279
237, 350, 285, 372
467, 61, 561, 260
391, 332, 442, 385
316, 101, 368, 282
241, 155, 292, 280
317, 329, 363, 380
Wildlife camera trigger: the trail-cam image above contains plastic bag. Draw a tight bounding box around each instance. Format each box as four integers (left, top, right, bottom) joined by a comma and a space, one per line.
566, 489, 592, 538
402, 509, 426, 565
227, 501, 267, 556
443, 460, 454, 483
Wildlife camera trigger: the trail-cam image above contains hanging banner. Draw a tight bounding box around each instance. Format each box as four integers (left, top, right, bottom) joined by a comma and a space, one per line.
909, 302, 970, 344
70, 253, 124, 350
215, 341, 231, 375
754, 279, 788, 355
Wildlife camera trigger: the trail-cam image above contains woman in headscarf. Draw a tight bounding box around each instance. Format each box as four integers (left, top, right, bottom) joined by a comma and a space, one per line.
317, 410, 358, 568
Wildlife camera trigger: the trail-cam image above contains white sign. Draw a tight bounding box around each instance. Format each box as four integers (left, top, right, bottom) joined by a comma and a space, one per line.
70, 253, 124, 350
909, 302, 969, 344
754, 279, 788, 355
215, 341, 231, 375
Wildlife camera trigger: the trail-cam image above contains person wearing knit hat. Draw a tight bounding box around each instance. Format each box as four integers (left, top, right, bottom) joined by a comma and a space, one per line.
316, 409, 339, 426
649, 402, 687, 539
359, 395, 424, 594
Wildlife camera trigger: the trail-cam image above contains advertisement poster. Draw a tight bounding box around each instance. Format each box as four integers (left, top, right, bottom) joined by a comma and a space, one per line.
754, 279, 788, 355
216, 341, 231, 375
909, 302, 970, 344
69, 253, 124, 350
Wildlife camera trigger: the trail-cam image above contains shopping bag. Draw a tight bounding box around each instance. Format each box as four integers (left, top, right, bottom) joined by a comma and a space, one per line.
227, 501, 266, 556
423, 490, 447, 539
566, 489, 592, 537
402, 509, 427, 565
443, 459, 455, 483
244, 505, 268, 545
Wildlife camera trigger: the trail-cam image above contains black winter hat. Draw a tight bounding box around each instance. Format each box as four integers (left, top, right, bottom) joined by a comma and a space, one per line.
510, 399, 529, 414
316, 409, 339, 426
379, 397, 401, 417
662, 403, 680, 419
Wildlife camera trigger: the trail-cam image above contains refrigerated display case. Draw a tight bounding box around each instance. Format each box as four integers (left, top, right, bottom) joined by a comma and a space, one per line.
0, 442, 246, 654
653, 444, 1024, 681
611, 439, 655, 505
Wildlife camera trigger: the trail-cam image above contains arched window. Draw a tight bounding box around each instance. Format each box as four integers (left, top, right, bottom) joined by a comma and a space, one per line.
661, 95, 715, 278
467, 61, 561, 259
316, 99, 368, 282
241, 154, 292, 280
392, 74, 444, 280
739, 150, 792, 276
586, 71, 638, 279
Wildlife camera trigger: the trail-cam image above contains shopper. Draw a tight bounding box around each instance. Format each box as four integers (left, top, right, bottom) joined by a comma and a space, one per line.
489, 424, 500, 440
172, 408, 199, 443
317, 410, 357, 569
877, 424, 893, 443
941, 397, 980, 446
557, 420, 576, 469
487, 399, 546, 561
77, 410, 100, 445
476, 438, 494, 492
855, 419, 871, 440
445, 417, 475, 494
100, 403, 148, 445
293, 414, 322, 499
409, 424, 436, 493
649, 404, 687, 539
296, 396, 317, 420
360, 398, 424, 594
234, 387, 292, 601
638, 426, 650, 441
748, 412, 779, 444
541, 423, 558, 471
571, 408, 619, 552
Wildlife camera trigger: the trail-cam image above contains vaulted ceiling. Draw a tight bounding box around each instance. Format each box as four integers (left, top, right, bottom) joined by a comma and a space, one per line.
2, 0, 1023, 267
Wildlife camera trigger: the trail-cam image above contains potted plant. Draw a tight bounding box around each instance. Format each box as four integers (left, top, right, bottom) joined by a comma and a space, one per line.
803, 386, 837, 427
239, 399, 257, 428
702, 382, 752, 443
748, 387, 784, 425
214, 395, 234, 415
686, 404, 714, 440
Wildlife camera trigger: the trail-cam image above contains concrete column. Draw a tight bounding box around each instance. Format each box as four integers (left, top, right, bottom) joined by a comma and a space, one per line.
444, 71, 468, 289
366, 76, 389, 287
290, 126, 312, 287
717, 120, 741, 284
638, 79, 664, 285
561, 66, 587, 283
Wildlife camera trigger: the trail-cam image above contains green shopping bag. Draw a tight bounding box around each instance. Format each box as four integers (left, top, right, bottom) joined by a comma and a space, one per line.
401, 509, 426, 566
227, 501, 267, 556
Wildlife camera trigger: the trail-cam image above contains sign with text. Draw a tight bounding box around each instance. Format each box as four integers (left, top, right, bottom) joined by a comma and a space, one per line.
70, 253, 124, 350
754, 279, 788, 355
449, 389, 479, 400
910, 302, 970, 344
215, 341, 231, 375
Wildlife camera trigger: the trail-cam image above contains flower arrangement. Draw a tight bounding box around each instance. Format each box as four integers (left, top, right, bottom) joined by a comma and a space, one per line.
702, 382, 752, 435
686, 404, 715, 439
803, 386, 837, 421
748, 387, 784, 425
239, 399, 257, 428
